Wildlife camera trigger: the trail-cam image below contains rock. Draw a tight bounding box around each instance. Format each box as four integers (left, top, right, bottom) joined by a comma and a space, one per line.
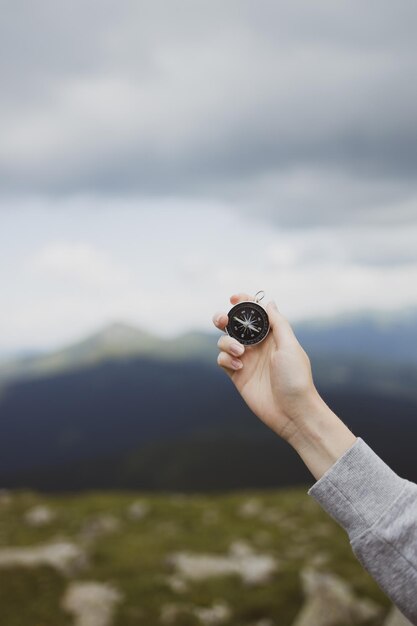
384, 606, 414, 626
165, 574, 188, 593
307, 552, 330, 568
127, 500, 150, 521
229, 540, 253, 557
0, 541, 87, 576
160, 602, 231, 626
238, 498, 263, 518
271, 516, 297, 530
62, 581, 123, 626
160, 603, 188, 624
167, 540, 278, 586
0, 489, 12, 506
193, 601, 231, 625
292, 567, 383, 626
260, 509, 285, 525
79, 514, 121, 544
24, 505, 56, 526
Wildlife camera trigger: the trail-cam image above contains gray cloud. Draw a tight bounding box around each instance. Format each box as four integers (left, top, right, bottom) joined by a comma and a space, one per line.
1, 0, 417, 225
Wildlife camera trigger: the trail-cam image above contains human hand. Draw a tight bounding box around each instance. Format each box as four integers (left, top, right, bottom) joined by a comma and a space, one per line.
213, 292, 320, 443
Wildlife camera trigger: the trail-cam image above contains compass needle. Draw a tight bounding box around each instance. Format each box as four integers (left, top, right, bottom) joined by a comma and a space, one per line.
226, 293, 270, 346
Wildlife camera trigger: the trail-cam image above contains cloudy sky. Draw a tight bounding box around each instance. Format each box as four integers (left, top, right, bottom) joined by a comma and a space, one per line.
1, 0, 417, 351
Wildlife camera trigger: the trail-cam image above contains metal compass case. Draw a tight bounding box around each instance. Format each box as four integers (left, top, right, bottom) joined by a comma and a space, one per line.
225, 291, 270, 346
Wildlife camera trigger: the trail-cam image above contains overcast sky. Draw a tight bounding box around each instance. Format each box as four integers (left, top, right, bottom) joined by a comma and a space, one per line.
1, 1, 417, 351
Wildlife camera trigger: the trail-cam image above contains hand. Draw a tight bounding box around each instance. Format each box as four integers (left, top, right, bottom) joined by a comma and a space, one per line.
213, 292, 319, 442
213, 292, 357, 480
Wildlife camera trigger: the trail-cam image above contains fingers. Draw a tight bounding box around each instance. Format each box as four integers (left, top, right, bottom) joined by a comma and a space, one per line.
230, 292, 252, 304
217, 334, 245, 357
266, 300, 297, 346
212, 311, 228, 331
217, 351, 243, 374
216, 334, 245, 376
212, 292, 257, 377
212, 292, 254, 332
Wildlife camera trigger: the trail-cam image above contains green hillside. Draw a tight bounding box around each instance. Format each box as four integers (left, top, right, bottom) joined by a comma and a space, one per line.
2, 311, 417, 403
0, 488, 391, 625
0, 323, 217, 386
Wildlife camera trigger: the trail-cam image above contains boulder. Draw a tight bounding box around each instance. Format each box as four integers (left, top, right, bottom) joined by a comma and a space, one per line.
292, 567, 383, 626
0, 541, 87, 576
384, 606, 414, 626
62, 581, 123, 626
24, 505, 56, 526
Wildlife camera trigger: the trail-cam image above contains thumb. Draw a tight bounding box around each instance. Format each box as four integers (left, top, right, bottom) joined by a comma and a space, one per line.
266, 301, 297, 347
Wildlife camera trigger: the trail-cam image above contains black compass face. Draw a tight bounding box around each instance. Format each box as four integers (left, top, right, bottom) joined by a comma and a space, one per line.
226, 301, 270, 346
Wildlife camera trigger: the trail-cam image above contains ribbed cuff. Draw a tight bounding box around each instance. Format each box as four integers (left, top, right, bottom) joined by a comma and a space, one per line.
308, 437, 407, 539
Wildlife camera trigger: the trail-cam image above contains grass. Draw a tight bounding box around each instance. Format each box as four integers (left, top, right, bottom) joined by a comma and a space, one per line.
0, 488, 391, 625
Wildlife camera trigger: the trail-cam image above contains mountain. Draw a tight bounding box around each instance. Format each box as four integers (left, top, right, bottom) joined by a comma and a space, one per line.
0, 311, 416, 492
0, 358, 236, 474
0, 322, 216, 386
2, 307, 417, 387
0, 353, 416, 491
295, 307, 417, 365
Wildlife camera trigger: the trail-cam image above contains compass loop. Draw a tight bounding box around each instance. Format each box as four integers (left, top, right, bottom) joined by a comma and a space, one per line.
254, 290, 265, 303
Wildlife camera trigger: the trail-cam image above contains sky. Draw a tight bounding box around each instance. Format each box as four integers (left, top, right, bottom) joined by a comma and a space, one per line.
1, 0, 417, 352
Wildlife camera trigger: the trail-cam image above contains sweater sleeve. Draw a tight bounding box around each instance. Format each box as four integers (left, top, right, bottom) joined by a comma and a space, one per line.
308, 437, 417, 625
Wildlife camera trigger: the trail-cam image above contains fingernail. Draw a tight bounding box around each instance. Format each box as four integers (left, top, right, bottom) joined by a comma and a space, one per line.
271, 301, 278, 310
231, 358, 243, 369
230, 343, 244, 356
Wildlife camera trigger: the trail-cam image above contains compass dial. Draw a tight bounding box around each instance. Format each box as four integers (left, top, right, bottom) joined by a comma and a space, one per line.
225, 301, 270, 346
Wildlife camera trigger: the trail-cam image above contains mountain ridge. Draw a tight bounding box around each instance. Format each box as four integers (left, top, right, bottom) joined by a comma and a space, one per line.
0, 322, 217, 386
0, 306, 416, 491
2, 306, 417, 386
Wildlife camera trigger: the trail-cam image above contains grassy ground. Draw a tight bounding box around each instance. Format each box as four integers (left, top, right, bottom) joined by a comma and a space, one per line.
0, 488, 390, 625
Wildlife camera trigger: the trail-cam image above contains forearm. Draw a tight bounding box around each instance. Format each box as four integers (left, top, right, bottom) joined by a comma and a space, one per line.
286, 390, 357, 481
287, 391, 417, 624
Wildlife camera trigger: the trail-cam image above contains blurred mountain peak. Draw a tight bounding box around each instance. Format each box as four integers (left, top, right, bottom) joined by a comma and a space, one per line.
96, 320, 145, 336
296, 306, 417, 330
0, 321, 216, 386
2, 306, 417, 388
78, 321, 158, 351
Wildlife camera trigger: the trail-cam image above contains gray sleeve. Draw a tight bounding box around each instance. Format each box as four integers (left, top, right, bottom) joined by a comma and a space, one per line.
308, 437, 417, 625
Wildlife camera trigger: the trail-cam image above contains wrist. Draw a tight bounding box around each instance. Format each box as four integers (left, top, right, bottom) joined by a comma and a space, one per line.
285, 390, 357, 481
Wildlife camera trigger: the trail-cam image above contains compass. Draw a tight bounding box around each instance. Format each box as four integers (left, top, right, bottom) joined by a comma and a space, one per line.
225, 291, 270, 346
